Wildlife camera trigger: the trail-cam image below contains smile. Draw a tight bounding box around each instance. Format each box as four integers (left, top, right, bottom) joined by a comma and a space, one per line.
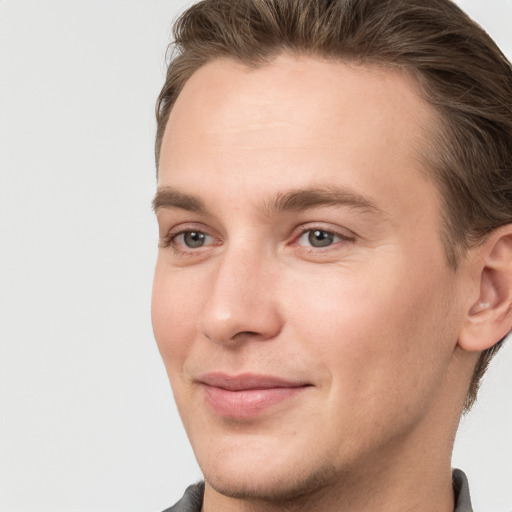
198, 373, 311, 418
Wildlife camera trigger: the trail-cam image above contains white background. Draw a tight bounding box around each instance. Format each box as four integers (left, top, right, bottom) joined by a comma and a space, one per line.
0, 1, 511, 511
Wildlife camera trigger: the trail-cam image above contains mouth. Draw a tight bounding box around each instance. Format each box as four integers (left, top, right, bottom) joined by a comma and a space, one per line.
197, 372, 312, 419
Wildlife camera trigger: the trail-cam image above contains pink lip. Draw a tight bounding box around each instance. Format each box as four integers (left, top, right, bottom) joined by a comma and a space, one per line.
198, 373, 311, 418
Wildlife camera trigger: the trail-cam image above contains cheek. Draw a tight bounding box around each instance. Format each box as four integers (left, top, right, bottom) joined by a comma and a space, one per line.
151, 260, 202, 365
284, 259, 456, 396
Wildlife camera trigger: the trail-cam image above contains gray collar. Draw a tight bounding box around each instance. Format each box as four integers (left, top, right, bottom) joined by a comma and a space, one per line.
453, 469, 473, 511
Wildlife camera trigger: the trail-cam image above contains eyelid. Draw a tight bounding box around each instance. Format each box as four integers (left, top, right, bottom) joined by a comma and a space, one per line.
159, 223, 221, 251
290, 223, 356, 247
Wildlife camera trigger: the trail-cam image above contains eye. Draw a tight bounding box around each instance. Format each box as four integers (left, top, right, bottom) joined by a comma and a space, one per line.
182, 231, 208, 248
296, 228, 347, 248
173, 230, 213, 249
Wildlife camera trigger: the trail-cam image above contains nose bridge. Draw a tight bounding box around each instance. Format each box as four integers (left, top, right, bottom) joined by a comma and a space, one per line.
199, 240, 281, 345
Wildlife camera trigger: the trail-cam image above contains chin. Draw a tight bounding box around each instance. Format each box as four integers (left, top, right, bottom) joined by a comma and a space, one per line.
197, 438, 339, 504
205, 462, 337, 504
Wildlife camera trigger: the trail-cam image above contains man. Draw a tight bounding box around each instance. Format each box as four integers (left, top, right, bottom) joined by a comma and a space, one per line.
151, 0, 512, 510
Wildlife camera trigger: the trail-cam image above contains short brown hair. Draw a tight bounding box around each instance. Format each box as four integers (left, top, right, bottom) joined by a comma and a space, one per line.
155, 0, 512, 410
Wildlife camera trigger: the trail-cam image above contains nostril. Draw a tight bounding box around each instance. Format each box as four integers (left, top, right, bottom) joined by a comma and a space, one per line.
230, 330, 265, 343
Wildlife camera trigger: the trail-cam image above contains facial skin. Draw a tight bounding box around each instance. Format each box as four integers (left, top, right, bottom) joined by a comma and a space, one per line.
152, 56, 481, 511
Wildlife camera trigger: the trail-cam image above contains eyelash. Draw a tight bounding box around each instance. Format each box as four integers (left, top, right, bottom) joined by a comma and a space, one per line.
292, 227, 354, 251
159, 228, 218, 256
160, 225, 355, 257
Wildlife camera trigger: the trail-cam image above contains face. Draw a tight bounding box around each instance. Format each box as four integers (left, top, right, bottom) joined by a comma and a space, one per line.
152, 56, 468, 502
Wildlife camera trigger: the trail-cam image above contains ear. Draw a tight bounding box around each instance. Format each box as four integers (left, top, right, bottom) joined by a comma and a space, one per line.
458, 225, 512, 352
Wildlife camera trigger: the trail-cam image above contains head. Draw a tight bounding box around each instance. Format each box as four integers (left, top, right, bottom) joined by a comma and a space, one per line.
151, 0, 512, 507
155, 0, 512, 411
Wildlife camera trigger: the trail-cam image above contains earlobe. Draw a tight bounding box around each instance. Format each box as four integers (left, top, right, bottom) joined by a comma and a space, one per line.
458, 226, 512, 352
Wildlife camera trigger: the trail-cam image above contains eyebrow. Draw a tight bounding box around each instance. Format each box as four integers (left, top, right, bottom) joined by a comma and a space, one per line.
265, 186, 381, 215
152, 185, 382, 216
153, 187, 210, 214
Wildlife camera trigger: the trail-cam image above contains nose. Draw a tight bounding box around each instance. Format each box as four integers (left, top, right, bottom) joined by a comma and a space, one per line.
199, 246, 283, 346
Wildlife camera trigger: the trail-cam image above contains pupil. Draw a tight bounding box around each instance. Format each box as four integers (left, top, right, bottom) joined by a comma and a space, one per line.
308, 230, 333, 247
184, 231, 205, 248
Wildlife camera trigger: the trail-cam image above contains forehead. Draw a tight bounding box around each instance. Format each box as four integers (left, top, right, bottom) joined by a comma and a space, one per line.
162, 55, 433, 161
159, 55, 439, 228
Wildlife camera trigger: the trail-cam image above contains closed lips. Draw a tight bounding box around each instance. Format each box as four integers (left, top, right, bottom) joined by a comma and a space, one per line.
198, 372, 311, 390
198, 373, 312, 418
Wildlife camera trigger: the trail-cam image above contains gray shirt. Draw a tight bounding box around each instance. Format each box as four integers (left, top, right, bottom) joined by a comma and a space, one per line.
163, 469, 473, 512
